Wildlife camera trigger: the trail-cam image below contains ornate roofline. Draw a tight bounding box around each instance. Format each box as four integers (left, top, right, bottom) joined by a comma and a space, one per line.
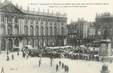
0, 0, 67, 18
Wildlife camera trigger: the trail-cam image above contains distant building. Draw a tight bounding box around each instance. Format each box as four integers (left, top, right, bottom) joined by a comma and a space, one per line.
0, 0, 68, 51
74, 19, 91, 39
95, 13, 113, 47
67, 19, 91, 46
67, 22, 77, 46
87, 22, 96, 39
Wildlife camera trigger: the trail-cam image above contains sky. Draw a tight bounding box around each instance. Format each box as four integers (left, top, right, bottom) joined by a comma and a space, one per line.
1, 0, 113, 23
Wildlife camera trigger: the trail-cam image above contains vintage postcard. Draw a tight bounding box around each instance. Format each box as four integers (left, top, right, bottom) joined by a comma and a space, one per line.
0, 0, 113, 73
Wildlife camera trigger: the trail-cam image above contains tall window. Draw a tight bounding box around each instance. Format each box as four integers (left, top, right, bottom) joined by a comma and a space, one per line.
1, 15, 5, 22
14, 25, 19, 35
8, 39, 13, 51
61, 27, 64, 35
45, 26, 48, 36
35, 39, 39, 48
50, 27, 52, 36
31, 39, 34, 47
7, 25, 12, 35
50, 22, 52, 25
54, 27, 57, 35
41, 20, 43, 24
25, 19, 28, 24
24, 39, 28, 45
36, 19, 38, 24
7, 16, 12, 23
35, 25, 39, 36
15, 17, 18, 23
1, 39, 5, 50
24, 25, 28, 35
1, 24, 6, 35
41, 26, 43, 36
30, 25, 34, 36
14, 39, 19, 47
30, 18, 33, 24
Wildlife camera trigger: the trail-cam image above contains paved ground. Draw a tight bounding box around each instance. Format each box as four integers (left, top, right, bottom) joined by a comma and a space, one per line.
0, 52, 113, 73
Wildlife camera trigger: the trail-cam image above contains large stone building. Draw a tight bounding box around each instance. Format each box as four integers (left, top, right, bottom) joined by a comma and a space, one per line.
0, 0, 68, 51
87, 22, 96, 38
95, 13, 113, 47
75, 19, 91, 39
67, 19, 92, 46
67, 22, 77, 46
86, 22, 96, 43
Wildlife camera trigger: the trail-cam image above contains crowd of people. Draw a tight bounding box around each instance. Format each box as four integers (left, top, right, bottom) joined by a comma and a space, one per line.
56, 61, 69, 73
6, 50, 30, 62
64, 52, 99, 61
6, 53, 15, 61
43, 46, 101, 62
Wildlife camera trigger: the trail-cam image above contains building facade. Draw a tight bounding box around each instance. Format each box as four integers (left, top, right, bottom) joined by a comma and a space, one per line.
88, 23, 96, 38
67, 23, 77, 46
0, 1, 68, 51
67, 19, 91, 46
75, 19, 91, 39
95, 13, 113, 47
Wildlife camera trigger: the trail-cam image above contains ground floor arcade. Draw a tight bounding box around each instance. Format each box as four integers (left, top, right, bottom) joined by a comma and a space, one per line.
0, 36, 65, 51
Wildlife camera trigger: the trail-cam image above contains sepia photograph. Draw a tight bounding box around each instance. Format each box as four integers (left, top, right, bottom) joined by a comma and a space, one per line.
0, 0, 113, 73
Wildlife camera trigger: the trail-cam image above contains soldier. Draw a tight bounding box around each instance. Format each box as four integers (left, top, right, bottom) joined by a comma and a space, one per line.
50, 58, 53, 67
64, 65, 69, 73
22, 52, 25, 58
39, 59, 41, 67
64, 65, 67, 72
56, 64, 59, 72
67, 66, 69, 73
62, 63, 64, 68
50, 54, 53, 67
12, 54, 14, 60
7, 55, 9, 61
6, 51, 9, 55
59, 61, 61, 66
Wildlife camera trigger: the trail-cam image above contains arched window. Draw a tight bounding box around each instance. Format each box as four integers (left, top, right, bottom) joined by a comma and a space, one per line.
45, 26, 48, 36
1, 24, 6, 35
36, 20, 38, 24
24, 39, 28, 45
35, 39, 39, 48
7, 25, 12, 35
7, 16, 12, 23
14, 39, 19, 47
41, 26, 43, 36
30, 25, 34, 36
8, 39, 13, 51
1, 39, 6, 50
30, 39, 34, 47
1, 15, 5, 22
61, 27, 64, 35
41, 39, 44, 47
14, 25, 19, 35
46, 39, 48, 46
35, 25, 39, 36
24, 25, 28, 35
50, 27, 52, 35
54, 27, 57, 35
15, 16, 18, 23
